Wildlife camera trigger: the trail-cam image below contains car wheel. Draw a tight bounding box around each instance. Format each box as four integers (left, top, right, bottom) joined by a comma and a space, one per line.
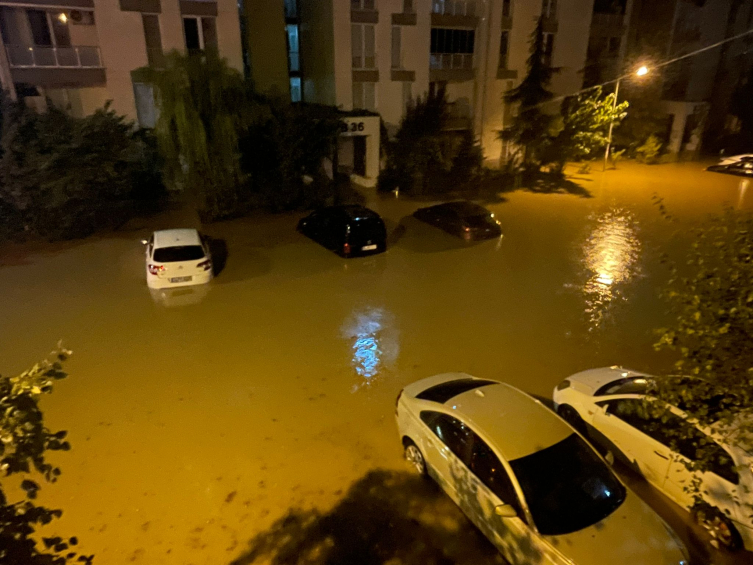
403, 439, 427, 476
692, 504, 742, 551
557, 404, 587, 434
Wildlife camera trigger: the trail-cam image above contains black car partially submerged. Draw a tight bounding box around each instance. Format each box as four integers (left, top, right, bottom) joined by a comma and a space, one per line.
297, 205, 387, 257
413, 201, 502, 241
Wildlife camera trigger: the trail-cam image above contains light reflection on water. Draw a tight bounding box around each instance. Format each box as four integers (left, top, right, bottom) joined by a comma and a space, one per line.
340, 307, 399, 389
580, 208, 641, 329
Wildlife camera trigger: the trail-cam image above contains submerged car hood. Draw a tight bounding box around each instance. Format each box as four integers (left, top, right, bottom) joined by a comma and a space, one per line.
544, 492, 686, 565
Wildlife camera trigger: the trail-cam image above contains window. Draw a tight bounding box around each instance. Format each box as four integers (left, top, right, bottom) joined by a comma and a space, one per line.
284, 0, 297, 18
153, 246, 205, 263
133, 82, 157, 128
402, 81, 412, 113
602, 399, 739, 484
286, 24, 300, 72
541, 0, 556, 18
608, 36, 621, 56
542, 32, 554, 66
352, 82, 376, 111
351, 0, 376, 10
403, 0, 414, 13
142, 14, 163, 67
430, 28, 475, 54
420, 412, 474, 465
290, 77, 302, 102
499, 30, 509, 68
183, 16, 217, 51
509, 434, 626, 536
470, 434, 523, 516
595, 377, 652, 396
352, 24, 375, 69
391, 26, 401, 69
27, 10, 52, 46
502, 0, 512, 18
416, 378, 496, 403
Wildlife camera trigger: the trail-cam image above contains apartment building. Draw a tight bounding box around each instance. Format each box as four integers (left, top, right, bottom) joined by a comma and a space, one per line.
298, 0, 595, 165
0, 0, 243, 125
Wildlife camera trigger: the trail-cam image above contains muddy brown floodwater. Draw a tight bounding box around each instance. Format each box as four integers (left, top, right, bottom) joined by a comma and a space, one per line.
1, 162, 752, 565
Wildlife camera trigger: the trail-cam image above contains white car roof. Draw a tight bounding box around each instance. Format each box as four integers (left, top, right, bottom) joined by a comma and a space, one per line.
436, 379, 573, 461
153, 229, 202, 248
566, 366, 648, 394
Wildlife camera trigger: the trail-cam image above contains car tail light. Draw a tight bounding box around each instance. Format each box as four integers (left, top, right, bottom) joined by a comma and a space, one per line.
556, 380, 571, 391
148, 264, 164, 275
197, 259, 212, 271
395, 390, 403, 415
343, 242, 351, 255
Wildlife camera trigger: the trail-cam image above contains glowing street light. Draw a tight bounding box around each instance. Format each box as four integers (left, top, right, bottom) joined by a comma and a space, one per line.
58, 12, 68, 23
603, 64, 651, 171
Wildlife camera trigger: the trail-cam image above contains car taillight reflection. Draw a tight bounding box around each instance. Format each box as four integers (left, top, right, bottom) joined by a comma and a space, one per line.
343, 242, 351, 255
197, 259, 212, 271
148, 264, 164, 275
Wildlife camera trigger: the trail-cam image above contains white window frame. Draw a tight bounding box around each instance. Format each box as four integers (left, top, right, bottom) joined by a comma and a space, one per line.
182, 16, 216, 50
502, 0, 512, 19
353, 81, 377, 111
541, 0, 556, 19
542, 32, 554, 65
352, 23, 376, 69
351, 0, 376, 10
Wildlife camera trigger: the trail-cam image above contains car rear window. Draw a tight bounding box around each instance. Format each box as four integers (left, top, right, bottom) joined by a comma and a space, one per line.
594, 377, 652, 396
416, 379, 497, 403
153, 245, 205, 263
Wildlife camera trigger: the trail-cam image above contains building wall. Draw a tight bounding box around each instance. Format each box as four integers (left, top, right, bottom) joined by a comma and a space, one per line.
245, 0, 289, 95
0, 0, 243, 120
300, 0, 336, 104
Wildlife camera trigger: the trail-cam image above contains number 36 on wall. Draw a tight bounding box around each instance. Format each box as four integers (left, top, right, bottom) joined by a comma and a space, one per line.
341, 121, 366, 133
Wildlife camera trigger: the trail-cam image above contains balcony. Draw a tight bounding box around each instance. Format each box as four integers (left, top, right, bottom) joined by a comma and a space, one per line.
429, 53, 473, 82
431, 0, 477, 27
5, 44, 105, 87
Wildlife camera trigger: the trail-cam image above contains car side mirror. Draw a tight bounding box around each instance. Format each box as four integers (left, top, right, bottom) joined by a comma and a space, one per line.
495, 504, 517, 518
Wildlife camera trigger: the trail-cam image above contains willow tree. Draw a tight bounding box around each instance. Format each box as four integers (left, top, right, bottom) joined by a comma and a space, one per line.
145, 51, 260, 222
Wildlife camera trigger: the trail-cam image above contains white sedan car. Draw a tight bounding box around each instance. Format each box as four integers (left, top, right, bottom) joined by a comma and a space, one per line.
396, 373, 688, 565
553, 367, 752, 551
143, 229, 213, 289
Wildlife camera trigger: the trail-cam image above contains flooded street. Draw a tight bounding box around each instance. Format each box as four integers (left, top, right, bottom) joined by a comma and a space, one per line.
1, 161, 752, 564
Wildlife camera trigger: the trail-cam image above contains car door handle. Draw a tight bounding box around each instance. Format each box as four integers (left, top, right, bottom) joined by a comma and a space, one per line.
653, 450, 669, 460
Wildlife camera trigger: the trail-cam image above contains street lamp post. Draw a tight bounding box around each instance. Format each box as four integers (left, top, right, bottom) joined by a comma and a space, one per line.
603, 65, 649, 171
603, 79, 620, 172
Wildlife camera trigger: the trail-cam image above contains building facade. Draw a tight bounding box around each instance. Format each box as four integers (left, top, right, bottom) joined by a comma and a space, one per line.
297, 0, 595, 166
0, 0, 243, 124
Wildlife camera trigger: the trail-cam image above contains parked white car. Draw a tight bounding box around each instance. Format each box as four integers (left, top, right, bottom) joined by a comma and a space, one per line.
553, 367, 753, 551
396, 373, 688, 565
143, 229, 213, 289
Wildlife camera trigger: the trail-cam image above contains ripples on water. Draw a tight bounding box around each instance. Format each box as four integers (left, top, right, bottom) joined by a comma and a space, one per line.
581, 208, 642, 330
340, 307, 399, 390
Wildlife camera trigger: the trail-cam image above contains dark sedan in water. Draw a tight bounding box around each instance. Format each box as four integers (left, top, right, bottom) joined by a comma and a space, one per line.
297, 205, 387, 257
413, 201, 502, 241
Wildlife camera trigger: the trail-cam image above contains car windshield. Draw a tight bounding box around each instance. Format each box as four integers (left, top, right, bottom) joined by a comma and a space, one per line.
153, 245, 205, 263
509, 433, 626, 536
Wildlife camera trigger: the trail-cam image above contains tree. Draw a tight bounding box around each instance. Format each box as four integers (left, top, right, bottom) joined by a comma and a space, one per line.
146, 50, 259, 222
500, 17, 558, 170
653, 209, 753, 542
0, 345, 92, 564
379, 87, 481, 195
545, 87, 628, 172
0, 100, 162, 240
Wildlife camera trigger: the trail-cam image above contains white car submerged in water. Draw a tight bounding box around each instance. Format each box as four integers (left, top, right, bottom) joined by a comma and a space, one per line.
143, 229, 213, 290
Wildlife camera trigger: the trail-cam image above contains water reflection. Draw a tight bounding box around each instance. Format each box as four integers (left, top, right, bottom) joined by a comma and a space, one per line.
340, 307, 399, 389
738, 179, 750, 210
149, 284, 211, 308
580, 208, 641, 329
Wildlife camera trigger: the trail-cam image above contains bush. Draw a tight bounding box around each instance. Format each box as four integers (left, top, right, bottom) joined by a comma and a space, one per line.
635, 134, 662, 164
379, 89, 482, 195
0, 102, 162, 240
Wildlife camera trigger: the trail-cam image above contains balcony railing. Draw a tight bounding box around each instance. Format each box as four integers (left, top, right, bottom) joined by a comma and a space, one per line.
430, 53, 473, 70
432, 0, 476, 17
6, 45, 102, 68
